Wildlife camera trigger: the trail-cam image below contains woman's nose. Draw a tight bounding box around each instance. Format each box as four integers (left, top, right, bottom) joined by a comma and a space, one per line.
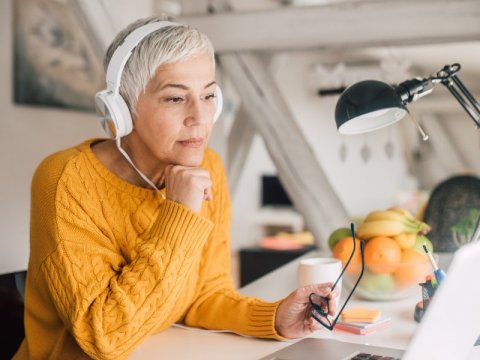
184, 99, 213, 126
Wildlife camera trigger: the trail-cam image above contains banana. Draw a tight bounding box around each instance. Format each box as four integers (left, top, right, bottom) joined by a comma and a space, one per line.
367, 208, 431, 235
357, 220, 421, 239
418, 222, 431, 235
392, 232, 417, 249
388, 206, 416, 220
365, 210, 414, 224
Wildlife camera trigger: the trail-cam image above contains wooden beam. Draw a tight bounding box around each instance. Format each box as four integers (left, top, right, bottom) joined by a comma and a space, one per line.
180, 0, 480, 52
220, 52, 350, 248
227, 106, 256, 195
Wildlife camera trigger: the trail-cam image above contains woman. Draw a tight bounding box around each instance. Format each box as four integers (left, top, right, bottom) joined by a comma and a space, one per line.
14, 16, 337, 359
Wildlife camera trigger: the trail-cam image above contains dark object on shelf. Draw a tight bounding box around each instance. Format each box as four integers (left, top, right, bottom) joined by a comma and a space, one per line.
261, 175, 293, 207
423, 175, 480, 252
0, 271, 26, 359
239, 246, 315, 287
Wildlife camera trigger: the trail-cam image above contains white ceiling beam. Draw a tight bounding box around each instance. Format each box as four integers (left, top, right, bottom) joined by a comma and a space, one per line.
179, 0, 480, 52
421, 115, 469, 174
227, 106, 256, 195
174, 0, 210, 15
397, 113, 470, 189
220, 52, 350, 248
411, 95, 480, 116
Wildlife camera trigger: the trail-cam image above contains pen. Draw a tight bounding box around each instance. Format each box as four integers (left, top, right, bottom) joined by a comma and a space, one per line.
425, 275, 434, 297
423, 243, 446, 285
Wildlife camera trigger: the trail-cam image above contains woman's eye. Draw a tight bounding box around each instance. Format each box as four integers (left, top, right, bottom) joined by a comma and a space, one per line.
204, 94, 216, 101
166, 97, 184, 104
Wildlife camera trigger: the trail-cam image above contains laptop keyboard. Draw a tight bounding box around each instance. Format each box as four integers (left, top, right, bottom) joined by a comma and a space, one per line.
350, 353, 400, 360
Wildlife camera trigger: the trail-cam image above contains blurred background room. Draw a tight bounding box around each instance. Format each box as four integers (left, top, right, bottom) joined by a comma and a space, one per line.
1, 1, 479, 357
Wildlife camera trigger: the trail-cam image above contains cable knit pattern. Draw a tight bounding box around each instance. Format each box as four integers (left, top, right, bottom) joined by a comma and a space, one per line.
14, 139, 283, 360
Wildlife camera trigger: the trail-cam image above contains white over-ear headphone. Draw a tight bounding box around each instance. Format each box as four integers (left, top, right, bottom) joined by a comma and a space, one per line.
95, 21, 223, 139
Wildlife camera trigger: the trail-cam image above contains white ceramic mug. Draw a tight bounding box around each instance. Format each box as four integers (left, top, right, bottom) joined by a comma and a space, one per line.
298, 257, 342, 305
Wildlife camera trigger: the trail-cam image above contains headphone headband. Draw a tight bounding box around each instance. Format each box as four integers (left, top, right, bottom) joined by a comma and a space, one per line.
96, 20, 222, 141
106, 21, 180, 94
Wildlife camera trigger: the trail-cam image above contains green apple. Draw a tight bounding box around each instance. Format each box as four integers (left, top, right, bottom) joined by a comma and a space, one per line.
412, 235, 434, 256
328, 227, 351, 250
359, 270, 395, 293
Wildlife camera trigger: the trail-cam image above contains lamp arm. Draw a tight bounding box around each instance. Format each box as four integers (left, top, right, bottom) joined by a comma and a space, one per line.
440, 76, 480, 127
395, 64, 480, 128
395, 78, 432, 104
435, 64, 480, 128
450, 73, 480, 113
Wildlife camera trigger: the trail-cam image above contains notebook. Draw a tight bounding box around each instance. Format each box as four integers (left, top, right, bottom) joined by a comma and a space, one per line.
260, 239, 480, 360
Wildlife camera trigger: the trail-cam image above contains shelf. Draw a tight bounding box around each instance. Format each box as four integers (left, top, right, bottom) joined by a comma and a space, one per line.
250, 207, 304, 232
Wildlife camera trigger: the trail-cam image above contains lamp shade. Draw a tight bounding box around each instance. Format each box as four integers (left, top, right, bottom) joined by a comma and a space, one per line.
335, 80, 408, 134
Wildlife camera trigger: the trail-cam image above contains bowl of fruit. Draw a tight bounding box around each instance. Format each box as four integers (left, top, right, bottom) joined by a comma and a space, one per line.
329, 207, 434, 301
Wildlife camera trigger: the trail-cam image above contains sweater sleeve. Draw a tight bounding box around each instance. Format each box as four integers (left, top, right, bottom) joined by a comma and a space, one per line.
183, 152, 286, 340
36, 163, 214, 359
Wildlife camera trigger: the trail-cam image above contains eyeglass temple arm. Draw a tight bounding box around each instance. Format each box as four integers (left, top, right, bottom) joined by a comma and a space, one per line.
328, 240, 366, 328
331, 223, 357, 291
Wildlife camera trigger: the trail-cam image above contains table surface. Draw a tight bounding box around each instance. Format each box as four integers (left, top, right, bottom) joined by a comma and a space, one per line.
129, 251, 452, 360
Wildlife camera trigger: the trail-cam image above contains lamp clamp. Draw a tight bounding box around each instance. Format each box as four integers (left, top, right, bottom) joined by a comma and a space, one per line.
396, 78, 433, 104
419, 63, 479, 128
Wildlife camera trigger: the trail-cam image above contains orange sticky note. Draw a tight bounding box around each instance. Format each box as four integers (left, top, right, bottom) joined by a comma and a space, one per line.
341, 307, 381, 323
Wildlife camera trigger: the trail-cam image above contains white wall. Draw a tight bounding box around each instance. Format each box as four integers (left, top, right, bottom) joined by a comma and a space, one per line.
0, 0, 104, 273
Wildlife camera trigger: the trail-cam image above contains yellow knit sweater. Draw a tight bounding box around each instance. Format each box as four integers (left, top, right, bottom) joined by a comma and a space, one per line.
14, 139, 282, 360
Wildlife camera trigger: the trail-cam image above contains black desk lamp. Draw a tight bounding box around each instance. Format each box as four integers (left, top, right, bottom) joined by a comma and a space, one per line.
335, 64, 480, 139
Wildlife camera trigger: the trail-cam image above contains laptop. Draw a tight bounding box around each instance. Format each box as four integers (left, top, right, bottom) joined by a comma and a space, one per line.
260, 239, 480, 360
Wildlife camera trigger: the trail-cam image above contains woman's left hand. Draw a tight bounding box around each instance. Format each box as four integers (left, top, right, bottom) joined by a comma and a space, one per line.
163, 165, 212, 213
275, 283, 339, 339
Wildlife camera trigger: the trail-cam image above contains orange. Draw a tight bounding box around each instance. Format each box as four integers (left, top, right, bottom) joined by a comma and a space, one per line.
332, 237, 362, 275
394, 249, 430, 286
364, 236, 401, 274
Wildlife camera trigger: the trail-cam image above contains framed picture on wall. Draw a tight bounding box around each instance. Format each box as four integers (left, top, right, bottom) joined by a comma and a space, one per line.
13, 0, 104, 112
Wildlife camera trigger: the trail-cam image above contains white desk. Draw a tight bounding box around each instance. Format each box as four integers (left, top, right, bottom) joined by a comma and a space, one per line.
129, 251, 451, 360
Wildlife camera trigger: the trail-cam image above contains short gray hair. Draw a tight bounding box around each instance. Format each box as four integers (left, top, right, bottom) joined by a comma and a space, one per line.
104, 16, 215, 114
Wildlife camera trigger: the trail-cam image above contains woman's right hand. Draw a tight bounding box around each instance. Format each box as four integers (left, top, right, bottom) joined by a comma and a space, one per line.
275, 283, 339, 339
163, 165, 212, 213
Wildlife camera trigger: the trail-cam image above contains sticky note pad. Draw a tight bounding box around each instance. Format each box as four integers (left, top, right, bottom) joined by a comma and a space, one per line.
340, 307, 381, 323
334, 317, 391, 335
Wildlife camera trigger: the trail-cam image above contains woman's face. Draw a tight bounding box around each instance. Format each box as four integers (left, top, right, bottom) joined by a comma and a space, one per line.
129, 52, 217, 169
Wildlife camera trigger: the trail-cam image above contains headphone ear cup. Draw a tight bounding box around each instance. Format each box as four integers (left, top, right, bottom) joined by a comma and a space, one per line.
214, 85, 223, 123
113, 95, 133, 138
95, 90, 116, 138
95, 90, 133, 139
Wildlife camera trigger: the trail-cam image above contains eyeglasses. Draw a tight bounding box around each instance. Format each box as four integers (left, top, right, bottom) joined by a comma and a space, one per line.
309, 223, 366, 331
